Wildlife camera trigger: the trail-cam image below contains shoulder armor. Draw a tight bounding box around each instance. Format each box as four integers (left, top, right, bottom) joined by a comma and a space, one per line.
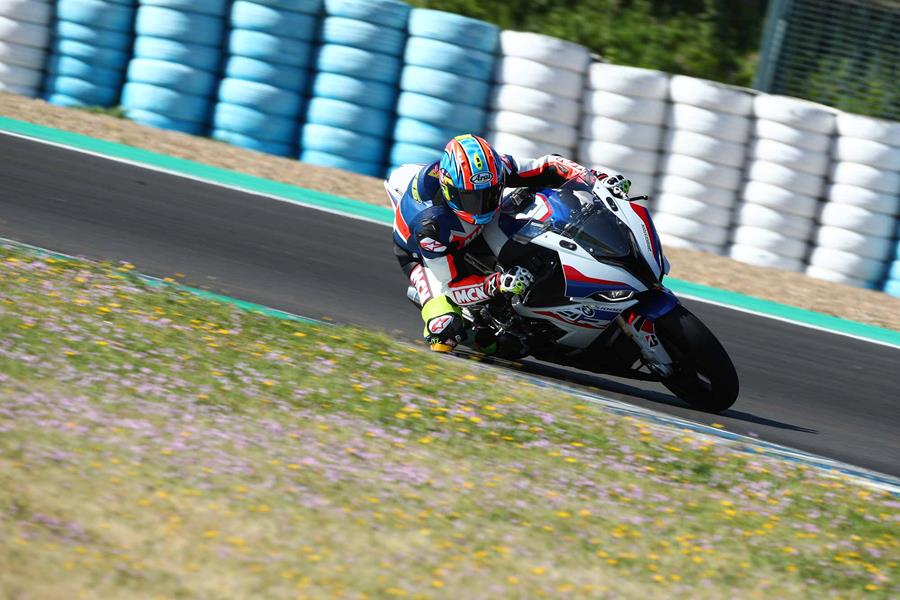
414, 215, 449, 255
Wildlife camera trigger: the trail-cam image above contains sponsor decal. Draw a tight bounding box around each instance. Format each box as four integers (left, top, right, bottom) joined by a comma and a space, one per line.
628, 203, 661, 268
450, 285, 489, 305
639, 223, 652, 254
419, 237, 447, 253
638, 320, 659, 347
590, 300, 637, 312
449, 226, 482, 248
470, 171, 493, 185
409, 264, 433, 304
534, 306, 610, 329
428, 314, 453, 334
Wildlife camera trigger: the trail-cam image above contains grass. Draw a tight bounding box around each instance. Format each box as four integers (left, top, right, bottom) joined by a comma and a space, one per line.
0, 244, 897, 599
78, 105, 127, 119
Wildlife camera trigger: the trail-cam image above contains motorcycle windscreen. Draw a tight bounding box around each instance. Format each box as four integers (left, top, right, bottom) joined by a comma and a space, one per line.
511, 219, 550, 243
566, 206, 633, 259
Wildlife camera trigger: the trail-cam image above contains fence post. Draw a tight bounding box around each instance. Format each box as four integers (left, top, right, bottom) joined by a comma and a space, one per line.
753, 0, 792, 92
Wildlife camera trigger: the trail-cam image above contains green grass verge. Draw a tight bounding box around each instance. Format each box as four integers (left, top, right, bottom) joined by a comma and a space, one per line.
78, 105, 127, 119
0, 245, 896, 599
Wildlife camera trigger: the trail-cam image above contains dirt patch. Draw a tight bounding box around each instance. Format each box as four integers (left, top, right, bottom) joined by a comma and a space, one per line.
2, 92, 898, 332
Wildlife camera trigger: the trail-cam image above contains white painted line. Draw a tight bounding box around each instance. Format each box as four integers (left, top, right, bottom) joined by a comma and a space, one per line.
676, 292, 900, 351
3, 127, 897, 349
0, 129, 391, 228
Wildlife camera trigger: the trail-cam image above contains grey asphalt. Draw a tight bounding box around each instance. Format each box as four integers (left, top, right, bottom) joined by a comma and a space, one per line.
1, 133, 898, 476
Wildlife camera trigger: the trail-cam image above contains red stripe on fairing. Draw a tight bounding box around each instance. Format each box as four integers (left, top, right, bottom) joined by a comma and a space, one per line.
628, 203, 661, 267
562, 264, 629, 287
534, 194, 552, 222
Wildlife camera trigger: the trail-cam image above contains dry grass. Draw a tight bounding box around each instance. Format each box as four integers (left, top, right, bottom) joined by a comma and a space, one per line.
1, 246, 897, 599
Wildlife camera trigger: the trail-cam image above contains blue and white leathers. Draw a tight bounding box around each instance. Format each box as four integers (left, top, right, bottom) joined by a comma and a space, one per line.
387, 154, 606, 307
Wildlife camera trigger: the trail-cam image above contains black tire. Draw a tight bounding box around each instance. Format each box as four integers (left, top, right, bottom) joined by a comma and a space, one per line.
654, 304, 739, 412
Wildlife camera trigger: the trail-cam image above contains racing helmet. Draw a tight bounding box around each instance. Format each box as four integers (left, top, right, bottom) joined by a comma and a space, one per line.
439, 134, 506, 225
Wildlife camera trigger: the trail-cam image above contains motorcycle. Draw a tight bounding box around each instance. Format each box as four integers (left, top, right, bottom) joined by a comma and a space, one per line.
455, 174, 739, 413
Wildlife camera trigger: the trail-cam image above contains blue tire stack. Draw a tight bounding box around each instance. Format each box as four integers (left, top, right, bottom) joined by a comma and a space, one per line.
44, 0, 137, 107
883, 222, 900, 298
120, 0, 229, 135
299, 0, 409, 177
389, 8, 499, 170
211, 0, 321, 157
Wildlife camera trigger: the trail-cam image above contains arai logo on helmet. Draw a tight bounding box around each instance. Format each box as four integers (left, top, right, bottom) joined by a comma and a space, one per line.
469, 172, 493, 185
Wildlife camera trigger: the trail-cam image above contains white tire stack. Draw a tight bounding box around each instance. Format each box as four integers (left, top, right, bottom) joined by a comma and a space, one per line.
578, 63, 668, 201
487, 31, 589, 161
806, 112, 900, 289
0, 0, 52, 97
732, 94, 836, 272
655, 75, 753, 254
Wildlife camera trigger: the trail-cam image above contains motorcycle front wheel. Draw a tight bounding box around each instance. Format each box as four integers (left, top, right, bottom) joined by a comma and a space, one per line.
654, 304, 739, 413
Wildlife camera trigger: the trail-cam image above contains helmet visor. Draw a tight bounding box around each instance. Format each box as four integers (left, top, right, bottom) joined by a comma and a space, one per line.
454, 186, 502, 218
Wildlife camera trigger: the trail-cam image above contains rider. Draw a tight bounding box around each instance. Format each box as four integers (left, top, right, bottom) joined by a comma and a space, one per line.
388, 134, 631, 354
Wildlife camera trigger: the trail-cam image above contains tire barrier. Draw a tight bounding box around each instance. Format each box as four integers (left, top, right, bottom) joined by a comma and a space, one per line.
300, 0, 408, 176
44, 0, 137, 108
4, 2, 900, 298
658, 76, 753, 255
388, 7, 498, 172
886, 225, 900, 298
489, 31, 587, 164
121, 0, 229, 134
806, 112, 900, 289
726, 95, 833, 271
577, 64, 668, 210
0, 0, 53, 97
212, 0, 319, 157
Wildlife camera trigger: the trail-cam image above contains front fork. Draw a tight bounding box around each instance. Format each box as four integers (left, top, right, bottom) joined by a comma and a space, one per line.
615, 289, 678, 378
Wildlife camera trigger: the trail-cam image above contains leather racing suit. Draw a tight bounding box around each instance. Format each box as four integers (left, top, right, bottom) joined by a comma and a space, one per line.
387, 154, 596, 350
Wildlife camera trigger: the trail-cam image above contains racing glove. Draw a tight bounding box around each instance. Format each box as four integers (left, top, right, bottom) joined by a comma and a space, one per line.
591, 170, 632, 199
484, 266, 535, 297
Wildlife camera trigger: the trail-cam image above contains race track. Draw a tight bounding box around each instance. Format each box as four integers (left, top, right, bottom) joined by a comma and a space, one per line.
1, 132, 898, 476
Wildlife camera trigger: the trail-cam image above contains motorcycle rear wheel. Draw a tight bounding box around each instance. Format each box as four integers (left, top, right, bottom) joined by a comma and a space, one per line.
654, 305, 739, 412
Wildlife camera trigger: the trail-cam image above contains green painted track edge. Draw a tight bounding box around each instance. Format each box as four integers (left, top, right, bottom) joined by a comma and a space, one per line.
0, 116, 393, 223
1, 115, 897, 347
665, 279, 899, 346
0, 236, 324, 325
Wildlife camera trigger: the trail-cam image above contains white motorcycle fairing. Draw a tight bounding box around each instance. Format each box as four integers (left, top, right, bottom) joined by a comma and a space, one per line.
481, 180, 672, 353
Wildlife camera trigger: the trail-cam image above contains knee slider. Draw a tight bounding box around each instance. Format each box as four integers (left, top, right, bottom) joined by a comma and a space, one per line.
425, 312, 465, 344
421, 296, 464, 344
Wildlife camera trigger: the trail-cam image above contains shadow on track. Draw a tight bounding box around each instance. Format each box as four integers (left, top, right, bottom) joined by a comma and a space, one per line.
462, 354, 818, 435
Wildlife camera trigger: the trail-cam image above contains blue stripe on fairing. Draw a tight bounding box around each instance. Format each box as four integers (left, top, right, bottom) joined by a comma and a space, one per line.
633, 289, 680, 320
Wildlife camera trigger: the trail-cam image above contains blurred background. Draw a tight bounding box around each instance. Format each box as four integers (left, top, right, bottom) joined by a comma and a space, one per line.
0, 0, 897, 295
